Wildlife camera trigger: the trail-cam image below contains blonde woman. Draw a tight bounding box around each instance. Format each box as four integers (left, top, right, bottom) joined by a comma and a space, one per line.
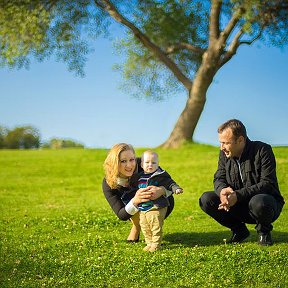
102, 143, 174, 242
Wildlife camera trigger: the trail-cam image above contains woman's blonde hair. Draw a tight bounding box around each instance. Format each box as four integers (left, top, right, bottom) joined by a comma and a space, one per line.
103, 143, 135, 189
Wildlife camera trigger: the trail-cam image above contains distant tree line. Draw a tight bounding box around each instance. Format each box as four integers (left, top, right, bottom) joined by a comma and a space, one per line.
42, 138, 85, 149
0, 125, 84, 149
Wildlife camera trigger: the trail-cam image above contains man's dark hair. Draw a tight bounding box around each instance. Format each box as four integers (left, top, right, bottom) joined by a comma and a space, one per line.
218, 119, 247, 140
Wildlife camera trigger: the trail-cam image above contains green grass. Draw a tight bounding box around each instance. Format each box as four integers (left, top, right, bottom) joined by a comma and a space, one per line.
0, 145, 287, 287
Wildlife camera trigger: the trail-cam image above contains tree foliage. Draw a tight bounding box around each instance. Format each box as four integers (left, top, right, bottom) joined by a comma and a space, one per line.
113, 1, 207, 99
0, 0, 109, 75
1, 125, 40, 149
1, 1, 287, 84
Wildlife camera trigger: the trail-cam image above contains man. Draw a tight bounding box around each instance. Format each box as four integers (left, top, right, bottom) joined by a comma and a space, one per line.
199, 119, 284, 246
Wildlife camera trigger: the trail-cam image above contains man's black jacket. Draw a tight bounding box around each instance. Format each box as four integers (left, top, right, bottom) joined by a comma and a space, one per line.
214, 138, 284, 206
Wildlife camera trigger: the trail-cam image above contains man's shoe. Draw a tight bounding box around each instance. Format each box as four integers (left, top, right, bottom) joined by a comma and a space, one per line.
258, 232, 273, 246
227, 225, 250, 244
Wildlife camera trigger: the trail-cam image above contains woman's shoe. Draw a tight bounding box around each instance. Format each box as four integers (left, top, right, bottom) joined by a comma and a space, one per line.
126, 237, 139, 243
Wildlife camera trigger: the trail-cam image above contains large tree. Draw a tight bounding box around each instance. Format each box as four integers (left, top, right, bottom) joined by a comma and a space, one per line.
1, 1, 287, 147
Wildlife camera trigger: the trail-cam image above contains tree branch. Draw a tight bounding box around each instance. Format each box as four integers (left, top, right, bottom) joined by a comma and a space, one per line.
219, 6, 245, 44
238, 30, 262, 46
166, 42, 206, 56
209, 0, 222, 42
94, 0, 105, 9
218, 30, 242, 68
93, 0, 193, 90
219, 28, 263, 68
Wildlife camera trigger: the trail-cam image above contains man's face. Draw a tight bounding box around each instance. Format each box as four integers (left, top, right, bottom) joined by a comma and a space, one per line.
142, 153, 159, 174
218, 128, 244, 158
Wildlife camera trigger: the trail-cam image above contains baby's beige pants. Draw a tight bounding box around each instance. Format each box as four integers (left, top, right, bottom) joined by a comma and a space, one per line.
140, 207, 167, 245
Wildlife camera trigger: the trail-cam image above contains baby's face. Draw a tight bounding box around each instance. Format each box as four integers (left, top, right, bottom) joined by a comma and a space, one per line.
142, 153, 159, 174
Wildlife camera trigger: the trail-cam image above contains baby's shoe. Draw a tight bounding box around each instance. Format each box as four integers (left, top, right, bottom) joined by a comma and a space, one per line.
149, 244, 161, 252
143, 244, 151, 252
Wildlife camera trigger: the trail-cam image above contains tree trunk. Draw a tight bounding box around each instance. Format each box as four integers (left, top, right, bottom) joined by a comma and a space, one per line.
161, 52, 218, 148
160, 87, 206, 148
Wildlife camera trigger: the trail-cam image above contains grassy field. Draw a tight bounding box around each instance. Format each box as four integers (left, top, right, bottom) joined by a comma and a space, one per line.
0, 144, 287, 287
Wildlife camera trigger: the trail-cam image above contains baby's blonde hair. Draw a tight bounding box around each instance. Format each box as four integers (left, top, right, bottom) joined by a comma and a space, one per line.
103, 143, 135, 189
141, 150, 158, 162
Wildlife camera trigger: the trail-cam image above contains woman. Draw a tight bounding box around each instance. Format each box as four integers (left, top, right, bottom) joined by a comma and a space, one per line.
102, 143, 174, 242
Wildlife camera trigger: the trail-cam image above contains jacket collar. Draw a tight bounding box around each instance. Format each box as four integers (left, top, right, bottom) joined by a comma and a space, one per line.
239, 137, 251, 161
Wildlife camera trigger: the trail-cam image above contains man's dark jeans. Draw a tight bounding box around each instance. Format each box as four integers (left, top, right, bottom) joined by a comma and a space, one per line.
199, 192, 283, 233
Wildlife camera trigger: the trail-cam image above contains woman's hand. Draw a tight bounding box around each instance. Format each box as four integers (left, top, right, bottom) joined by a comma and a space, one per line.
132, 187, 153, 206
132, 186, 166, 206
146, 185, 165, 200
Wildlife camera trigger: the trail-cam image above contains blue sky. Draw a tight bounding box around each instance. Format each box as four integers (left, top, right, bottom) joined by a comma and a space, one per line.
1, 37, 287, 148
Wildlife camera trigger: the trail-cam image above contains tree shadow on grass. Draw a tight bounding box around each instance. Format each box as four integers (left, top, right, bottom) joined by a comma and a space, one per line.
163, 230, 288, 247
